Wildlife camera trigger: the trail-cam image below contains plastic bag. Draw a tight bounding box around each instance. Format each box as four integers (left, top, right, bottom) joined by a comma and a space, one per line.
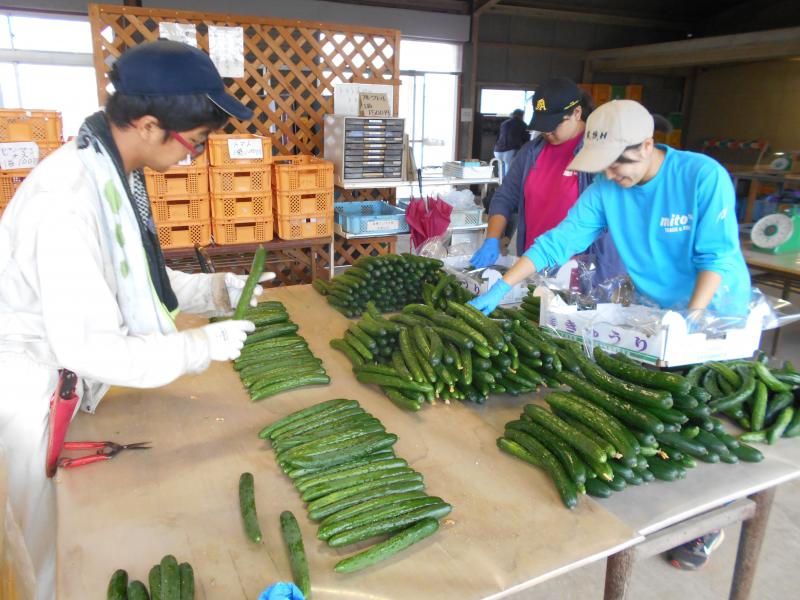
441, 189, 477, 211
415, 232, 451, 260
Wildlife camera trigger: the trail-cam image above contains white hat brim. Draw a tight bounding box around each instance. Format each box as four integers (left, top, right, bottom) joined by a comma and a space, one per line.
567, 142, 628, 173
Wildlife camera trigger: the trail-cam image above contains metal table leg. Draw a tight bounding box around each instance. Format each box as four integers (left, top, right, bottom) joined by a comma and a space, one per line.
729, 487, 776, 600
604, 547, 635, 600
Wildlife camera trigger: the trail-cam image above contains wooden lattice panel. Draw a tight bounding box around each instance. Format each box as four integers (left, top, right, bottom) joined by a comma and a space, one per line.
88, 3, 400, 157
334, 235, 397, 266
336, 187, 396, 203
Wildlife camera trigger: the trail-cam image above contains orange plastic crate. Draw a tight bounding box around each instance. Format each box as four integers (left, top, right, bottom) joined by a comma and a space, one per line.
275, 211, 333, 241
156, 219, 211, 249
0, 109, 62, 143
150, 195, 210, 223
208, 134, 272, 167
144, 167, 209, 199
0, 168, 30, 209
37, 141, 62, 163
211, 193, 271, 219
213, 216, 274, 245
273, 188, 333, 217
272, 155, 333, 193
210, 167, 270, 195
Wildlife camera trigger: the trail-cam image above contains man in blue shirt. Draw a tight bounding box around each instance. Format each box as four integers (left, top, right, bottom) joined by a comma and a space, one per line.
493, 108, 530, 178
470, 99, 751, 324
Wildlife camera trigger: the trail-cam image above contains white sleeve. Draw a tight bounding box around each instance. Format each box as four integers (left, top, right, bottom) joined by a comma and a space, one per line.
35, 209, 212, 388
167, 268, 231, 315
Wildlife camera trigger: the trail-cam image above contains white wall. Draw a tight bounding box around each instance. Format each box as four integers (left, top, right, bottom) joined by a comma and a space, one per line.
0, 0, 470, 42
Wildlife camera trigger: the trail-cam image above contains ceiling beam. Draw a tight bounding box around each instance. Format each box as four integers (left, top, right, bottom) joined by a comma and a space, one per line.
586, 25, 800, 72
490, 5, 691, 31
479, 40, 585, 57
321, 0, 470, 15
474, 0, 504, 17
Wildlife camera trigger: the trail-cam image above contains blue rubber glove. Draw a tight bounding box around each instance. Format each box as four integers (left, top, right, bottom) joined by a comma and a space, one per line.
685, 309, 707, 334
468, 279, 512, 315
469, 237, 500, 269
258, 582, 305, 600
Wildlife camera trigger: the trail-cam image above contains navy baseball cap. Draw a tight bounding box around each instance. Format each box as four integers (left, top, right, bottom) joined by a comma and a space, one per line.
529, 77, 581, 133
111, 39, 253, 121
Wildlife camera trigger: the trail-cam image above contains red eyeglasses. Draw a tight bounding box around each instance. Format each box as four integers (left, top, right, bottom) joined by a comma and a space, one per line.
169, 131, 205, 157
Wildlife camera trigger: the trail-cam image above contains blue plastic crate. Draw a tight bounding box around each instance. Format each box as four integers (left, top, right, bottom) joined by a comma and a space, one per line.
334, 200, 409, 235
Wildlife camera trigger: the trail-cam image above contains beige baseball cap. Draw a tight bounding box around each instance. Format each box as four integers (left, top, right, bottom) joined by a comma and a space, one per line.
568, 99, 655, 173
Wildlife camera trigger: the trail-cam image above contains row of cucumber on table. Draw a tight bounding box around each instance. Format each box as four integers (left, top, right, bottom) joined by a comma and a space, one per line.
231, 301, 330, 401
496, 296, 800, 508
253, 398, 452, 585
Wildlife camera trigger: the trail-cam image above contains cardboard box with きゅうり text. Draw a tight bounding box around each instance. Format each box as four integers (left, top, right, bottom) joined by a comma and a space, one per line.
535, 286, 767, 367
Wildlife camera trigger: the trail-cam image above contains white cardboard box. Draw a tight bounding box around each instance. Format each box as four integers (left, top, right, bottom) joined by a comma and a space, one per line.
535, 286, 768, 367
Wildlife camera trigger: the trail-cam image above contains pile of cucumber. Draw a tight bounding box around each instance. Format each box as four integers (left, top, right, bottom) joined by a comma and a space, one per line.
312, 253, 447, 316
331, 300, 554, 410
107, 555, 193, 600
497, 330, 766, 508
686, 355, 800, 443
233, 301, 330, 401
259, 399, 452, 573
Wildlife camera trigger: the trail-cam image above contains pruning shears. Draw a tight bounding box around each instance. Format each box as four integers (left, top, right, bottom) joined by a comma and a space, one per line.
57, 441, 151, 469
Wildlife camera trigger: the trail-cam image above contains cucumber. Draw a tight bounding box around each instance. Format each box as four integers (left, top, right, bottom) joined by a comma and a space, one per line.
655, 432, 708, 459
505, 420, 587, 485
753, 362, 793, 393
148, 566, 161, 600
523, 404, 607, 465
328, 503, 452, 547
301, 467, 417, 502
594, 350, 691, 395
307, 471, 423, 513
260, 398, 353, 439
127, 580, 149, 600
271, 407, 368, 443
334, 518, 440, 574
160, 555, 180, 600
355, 371, 433, 393
268, 401, 361, 440
694, 430, 729, 456
764, 392, 794, 425
275, 420, 384, 456
768, 406, 794, 444
708, 366, 756, 412
556, 371, 664, 434
319, 491, 429, 528
399, 328, 426, 383
647, 456, 683, 481
383, 387, 422, 411
707, 361, 742, 388
732, 442, 764, 462
280, 511, 311, 598
497, 436, 577, 508
179, 563, 193, 600
107, 569, 128, 600
751, 381, 768, 432
784, 408, 800, 438
575, 349, 673, 409
345, 331, 373, 360
250, 374, 330, 402
330, 338, 365, 368
295, 456, 406, 490
446, 301, 505, 350
545, 392, 638, 464
308, 480, 426, 521
318, 496, 446, 541
233, 246, 266, 319
584, 477, 613, 498
391, 351, 414, 382
285, 433, 399, 470
239, 472, 262, 543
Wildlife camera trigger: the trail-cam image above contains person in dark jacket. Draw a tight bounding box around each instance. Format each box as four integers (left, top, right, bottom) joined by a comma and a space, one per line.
473, 78, 625, 286
493, 108, 530, 178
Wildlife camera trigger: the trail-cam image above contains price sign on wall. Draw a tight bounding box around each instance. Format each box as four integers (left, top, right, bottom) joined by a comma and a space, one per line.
227, 139, 264, 160
0, 142, 40, 170
358, 92, 390, 118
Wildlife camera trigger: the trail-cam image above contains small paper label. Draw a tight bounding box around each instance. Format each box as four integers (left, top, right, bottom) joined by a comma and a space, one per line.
227, 138, 264, 160
358, 92, 391, 117
366, 219, 400, 232
0, 142, 40, 170
209, 25, 244, 78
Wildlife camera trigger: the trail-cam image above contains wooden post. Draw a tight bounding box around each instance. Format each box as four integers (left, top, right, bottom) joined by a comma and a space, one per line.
729, 487, 776, 600
466, 12, 480, 159
604, 548, 635, 600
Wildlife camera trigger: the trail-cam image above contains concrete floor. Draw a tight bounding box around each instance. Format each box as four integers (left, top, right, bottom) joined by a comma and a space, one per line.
519, 300, 800, 600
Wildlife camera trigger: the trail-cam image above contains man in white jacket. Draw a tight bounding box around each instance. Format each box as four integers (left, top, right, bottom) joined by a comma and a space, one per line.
0, 40, 270, 598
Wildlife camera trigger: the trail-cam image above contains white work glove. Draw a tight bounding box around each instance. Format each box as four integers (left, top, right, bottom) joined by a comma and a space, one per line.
202, 319, 256, 361
224, 272, 276, 309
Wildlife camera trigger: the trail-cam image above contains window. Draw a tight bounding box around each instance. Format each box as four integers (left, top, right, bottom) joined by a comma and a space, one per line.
398, 39, 461, 194
0, 13, 98, 137
480, 88, 536, 124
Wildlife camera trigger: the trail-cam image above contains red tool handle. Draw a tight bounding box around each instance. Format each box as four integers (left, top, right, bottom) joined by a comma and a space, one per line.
62, 441, 109, 450
58, 454, 110, 469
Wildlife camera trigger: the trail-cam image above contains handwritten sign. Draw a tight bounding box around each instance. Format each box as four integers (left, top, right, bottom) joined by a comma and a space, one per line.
366, 218, 401, 232
0, 142, 40, 170
358, 92, 390, 118
227, 138, 264, 160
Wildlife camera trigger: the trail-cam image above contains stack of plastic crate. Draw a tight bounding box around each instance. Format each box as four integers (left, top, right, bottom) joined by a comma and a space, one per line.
208, 134, 273, 245
0, 109, 63, 218
144, 151, 211, 249
272, 155, 334, 240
